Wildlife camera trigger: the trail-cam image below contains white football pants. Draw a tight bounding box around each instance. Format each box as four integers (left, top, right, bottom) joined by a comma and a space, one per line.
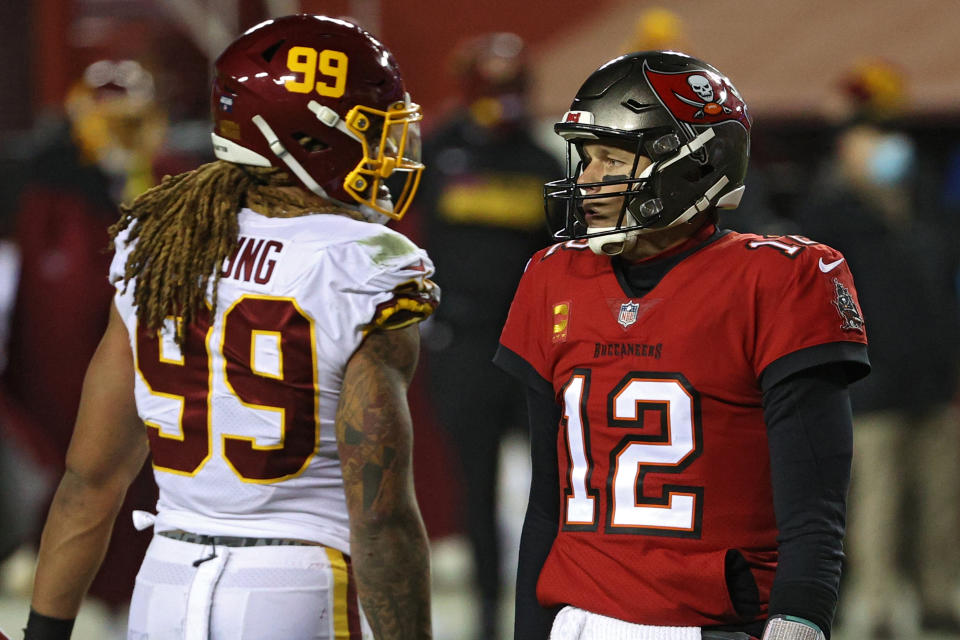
550, 606, 701, 640
127, 534, 371, 640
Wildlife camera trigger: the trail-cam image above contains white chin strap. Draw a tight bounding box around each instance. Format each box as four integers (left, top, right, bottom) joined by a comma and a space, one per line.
586, 226, 637, 256
581, 127, 746, 255
211, 106, 391, 225
211, 132, 271, 167
249, 115, 330, 197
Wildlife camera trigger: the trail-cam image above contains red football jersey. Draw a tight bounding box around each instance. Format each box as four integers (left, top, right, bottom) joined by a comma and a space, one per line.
498, 229, 868, 627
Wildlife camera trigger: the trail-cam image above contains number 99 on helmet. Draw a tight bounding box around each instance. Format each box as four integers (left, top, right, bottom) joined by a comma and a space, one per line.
210, 14, 424, 223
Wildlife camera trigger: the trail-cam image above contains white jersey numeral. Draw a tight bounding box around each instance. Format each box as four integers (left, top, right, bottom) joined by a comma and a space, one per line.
746, 239, 802, 255
561, 371, 703, 536
746, 234, 818, 258
562, 374, 598, 525
609, 379, 698, 530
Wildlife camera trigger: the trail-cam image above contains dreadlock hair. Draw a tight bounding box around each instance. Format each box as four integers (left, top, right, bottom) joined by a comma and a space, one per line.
109, 160, 362, 343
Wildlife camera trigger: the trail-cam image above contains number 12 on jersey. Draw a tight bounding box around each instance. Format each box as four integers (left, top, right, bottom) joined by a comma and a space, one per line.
561, 369, 704, 537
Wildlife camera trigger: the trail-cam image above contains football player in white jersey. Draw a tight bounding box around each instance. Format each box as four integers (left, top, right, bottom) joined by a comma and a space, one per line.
26, 15, 436, 640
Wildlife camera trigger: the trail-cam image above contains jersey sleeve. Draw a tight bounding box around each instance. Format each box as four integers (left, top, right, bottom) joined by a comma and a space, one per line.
753, 243, 870, 389
346, 228, 439, 333
494, 252, 554, 395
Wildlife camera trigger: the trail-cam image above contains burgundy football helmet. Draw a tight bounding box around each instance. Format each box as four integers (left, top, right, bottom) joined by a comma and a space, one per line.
211, 15, 423, 222
545, 50, 751, 252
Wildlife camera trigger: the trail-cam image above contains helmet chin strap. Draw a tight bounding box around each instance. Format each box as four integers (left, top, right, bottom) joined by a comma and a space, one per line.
251, 115, 331, 200
586, 223, 640, 256
584, 186, 718, 256
587, 230, 631, 255
581, 128, 734, 255
249, 114, 389, 224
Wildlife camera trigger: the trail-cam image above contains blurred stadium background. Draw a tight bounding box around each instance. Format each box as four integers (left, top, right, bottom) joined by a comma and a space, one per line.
1, 1, 959, 639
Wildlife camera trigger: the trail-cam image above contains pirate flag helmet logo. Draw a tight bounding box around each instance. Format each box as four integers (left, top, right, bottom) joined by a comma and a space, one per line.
546, 51, 752, 251
643, 65, 750, 130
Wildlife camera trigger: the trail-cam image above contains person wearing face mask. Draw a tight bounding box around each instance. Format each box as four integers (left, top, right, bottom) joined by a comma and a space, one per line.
64, 60, 168, 204
796, 59, 960, 639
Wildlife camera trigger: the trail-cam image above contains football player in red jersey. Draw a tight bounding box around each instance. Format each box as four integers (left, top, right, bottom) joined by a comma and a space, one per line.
494, 51, 869, 640
25, 15, 434, 640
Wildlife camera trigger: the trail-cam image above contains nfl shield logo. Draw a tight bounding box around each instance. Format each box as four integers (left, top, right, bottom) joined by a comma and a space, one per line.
618, 301, 639, 328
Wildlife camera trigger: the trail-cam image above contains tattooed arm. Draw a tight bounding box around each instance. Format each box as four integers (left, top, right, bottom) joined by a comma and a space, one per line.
335, 324, 432, 639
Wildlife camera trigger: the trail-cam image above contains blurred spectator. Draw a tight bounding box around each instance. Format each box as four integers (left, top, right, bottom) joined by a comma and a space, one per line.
417, 32, 561, 640
620, 6, 690, 54
937, 135, 960, 305
721, 162, 804, 237
0, 59, 170, 613
797, 59, 960, 638
0, 234, 20, 564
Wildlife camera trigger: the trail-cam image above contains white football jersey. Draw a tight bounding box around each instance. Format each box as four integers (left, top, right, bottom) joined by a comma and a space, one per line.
110, 209, 438, 554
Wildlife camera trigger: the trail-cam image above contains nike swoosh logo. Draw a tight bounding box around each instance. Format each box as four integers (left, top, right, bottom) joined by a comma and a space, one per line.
819, 257, 845, 273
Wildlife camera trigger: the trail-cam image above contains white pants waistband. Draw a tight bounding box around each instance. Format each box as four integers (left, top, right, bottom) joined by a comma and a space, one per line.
551, 606, 701, 640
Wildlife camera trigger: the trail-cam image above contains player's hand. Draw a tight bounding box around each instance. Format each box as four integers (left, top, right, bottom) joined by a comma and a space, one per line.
760, 615, 825, 640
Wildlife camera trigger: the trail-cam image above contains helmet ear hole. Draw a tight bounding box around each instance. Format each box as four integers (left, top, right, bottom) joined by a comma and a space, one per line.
690, 161, 714, 181
680, 166, 702, 183
293, 133, 328, 154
